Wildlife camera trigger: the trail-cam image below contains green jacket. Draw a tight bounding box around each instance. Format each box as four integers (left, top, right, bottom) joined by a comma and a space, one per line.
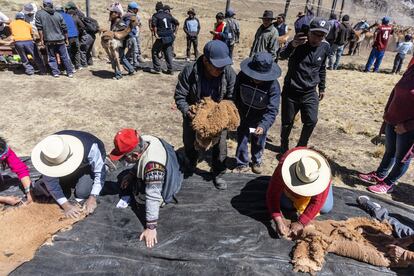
249, 24, 279, 59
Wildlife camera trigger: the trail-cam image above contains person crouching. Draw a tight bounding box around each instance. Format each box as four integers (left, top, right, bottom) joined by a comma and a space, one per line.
109, 129, 183, 248
234, 52, 281, 174
266, 148, 334, 238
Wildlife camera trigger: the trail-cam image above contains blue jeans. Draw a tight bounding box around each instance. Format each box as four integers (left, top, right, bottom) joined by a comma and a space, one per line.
14, 40, 46, 75
119, 46, 135, 74
236, 122, 267, 166
371, 207, 414, 238
46, 43, 73, 75
281, 185, 334, 214
365, 48, 385, 72
328, 44, 344, 69
376, 123, 414, 186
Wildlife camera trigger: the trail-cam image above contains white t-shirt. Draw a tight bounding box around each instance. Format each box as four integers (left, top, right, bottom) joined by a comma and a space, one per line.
0, 11, 9, 31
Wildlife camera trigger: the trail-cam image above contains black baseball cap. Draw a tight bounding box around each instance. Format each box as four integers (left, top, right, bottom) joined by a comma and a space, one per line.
203, 40, 232, 68
309, 17, 330, 34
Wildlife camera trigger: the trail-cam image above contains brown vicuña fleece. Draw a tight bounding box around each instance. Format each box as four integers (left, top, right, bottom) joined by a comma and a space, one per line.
190, 97, 240, 149
291, 217, 398, 274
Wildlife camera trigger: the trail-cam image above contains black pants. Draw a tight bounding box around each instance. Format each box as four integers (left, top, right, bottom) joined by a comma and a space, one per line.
183, 117, 227, 173
67, 37, 81, 69
186, 36, 198, 59
281, 89, 319, 148
80, 33, 95, 66
152, 38, 173, 71
392, 53, 406, 73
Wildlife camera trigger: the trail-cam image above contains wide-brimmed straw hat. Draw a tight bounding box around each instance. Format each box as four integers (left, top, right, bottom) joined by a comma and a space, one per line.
281, 149, 331, 197
31, 134, 84, 177
240, 52, 281, 81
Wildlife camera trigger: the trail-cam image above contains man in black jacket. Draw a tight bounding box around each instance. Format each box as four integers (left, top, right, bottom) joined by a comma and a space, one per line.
327, 15, 353, 70
174, 40, 236, 189
279, 17, 330, 154
149, 1, 179, 75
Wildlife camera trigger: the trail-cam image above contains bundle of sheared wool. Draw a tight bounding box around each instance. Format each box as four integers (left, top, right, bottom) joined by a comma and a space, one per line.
291, 217, 397, 274
190, 97, 240, 149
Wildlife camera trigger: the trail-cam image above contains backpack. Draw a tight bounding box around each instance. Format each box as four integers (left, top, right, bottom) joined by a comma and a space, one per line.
80, 16, 100, 34
224, 18, 239, 45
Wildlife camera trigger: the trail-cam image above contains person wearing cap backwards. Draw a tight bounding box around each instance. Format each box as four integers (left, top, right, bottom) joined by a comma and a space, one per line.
109, 129, 183, 248
224, 8, 240, 58
234, 52, 282, 174
364, 16, 393, 73
392, 34, 413, 74
278, 17, 330, 154
35, 0, 75, 78
183, 8, 200, 61
327, 14, 353, 70
10, 12, 46, 75
249, 10, 279, 60
174, 40, 236, 190
125, 2, 144, 69
149, 1, 179, 75
266, 148, 333, 238
31, 130, 106, 219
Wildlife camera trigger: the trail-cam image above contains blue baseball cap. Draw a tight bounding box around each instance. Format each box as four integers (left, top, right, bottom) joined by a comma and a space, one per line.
43, 0, 53, 4
382, 16, 390, 24
15, 12, 25, 20
128, 2, 139, 10
203, 40, 232, 68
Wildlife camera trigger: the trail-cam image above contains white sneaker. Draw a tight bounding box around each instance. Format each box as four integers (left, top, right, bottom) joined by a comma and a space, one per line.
67, 74, 74, 78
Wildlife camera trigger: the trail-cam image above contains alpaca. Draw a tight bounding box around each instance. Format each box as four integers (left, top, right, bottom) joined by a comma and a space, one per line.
101, 15, 137, 79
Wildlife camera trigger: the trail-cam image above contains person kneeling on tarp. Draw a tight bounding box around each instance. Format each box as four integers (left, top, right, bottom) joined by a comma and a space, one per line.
109, 128, 183, 248
266, 147, 333, 238
31, 130, 106, 218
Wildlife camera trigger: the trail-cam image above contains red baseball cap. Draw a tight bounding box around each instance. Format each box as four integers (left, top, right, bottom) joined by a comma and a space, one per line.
109, 128, 139, 161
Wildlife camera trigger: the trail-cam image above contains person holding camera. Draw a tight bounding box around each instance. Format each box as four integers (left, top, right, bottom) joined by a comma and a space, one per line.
278, 17, 330, 154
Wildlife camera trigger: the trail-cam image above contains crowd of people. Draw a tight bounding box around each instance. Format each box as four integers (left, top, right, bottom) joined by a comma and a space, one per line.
1, 0, 414, 268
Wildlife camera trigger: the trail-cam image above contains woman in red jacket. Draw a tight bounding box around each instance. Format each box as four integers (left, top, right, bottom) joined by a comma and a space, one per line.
0, 137, 33, 205
266, 147, 333, 238
359, 65, 414, 194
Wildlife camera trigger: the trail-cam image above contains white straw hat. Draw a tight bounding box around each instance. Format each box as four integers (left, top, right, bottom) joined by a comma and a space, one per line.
281, 149, 331, 197
31, 134, 84, 177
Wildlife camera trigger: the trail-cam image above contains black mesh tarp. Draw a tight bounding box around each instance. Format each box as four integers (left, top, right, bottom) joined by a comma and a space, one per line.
2, 160, 413, 275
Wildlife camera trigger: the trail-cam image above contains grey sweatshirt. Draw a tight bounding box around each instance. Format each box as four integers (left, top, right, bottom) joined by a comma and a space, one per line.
35, 5, 67, 43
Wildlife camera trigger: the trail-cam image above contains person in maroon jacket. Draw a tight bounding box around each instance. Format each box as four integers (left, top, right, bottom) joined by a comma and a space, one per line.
359, 65, 414, 194
266, 147, 333, 238
364, 16, 393, 72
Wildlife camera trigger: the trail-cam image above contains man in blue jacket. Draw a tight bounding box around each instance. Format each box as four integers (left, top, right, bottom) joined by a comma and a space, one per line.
56, 5, 80, 70
234, 52, 281, 174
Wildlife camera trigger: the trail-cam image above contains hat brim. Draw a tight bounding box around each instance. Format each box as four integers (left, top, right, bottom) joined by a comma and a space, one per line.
210, 56, 233, 68
259, 17, 276, 20
281, 149, 331, 197
109, 148, 124, 161
240, 57, 282, 81
31, 135, 84, 178
309, 28, 329, 34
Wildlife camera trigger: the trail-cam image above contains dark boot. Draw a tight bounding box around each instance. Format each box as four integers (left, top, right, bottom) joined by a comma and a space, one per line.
213, 171, 227, 190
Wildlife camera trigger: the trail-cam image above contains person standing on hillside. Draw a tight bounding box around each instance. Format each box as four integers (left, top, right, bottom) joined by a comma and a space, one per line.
35, 0, 74, 78
358, 65, 414, 194
174, 40, 236, 190
224, 8, 240, 58
250, 10, 279, 60
211, 12, 226, 41
364, 16, 393, 73
149, 1, 179, 75
392, 35, 413, 74
10, 12, 46, 75
183, 8, 200, 61
327, 14, 353, 70
278, 18, 330, 154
